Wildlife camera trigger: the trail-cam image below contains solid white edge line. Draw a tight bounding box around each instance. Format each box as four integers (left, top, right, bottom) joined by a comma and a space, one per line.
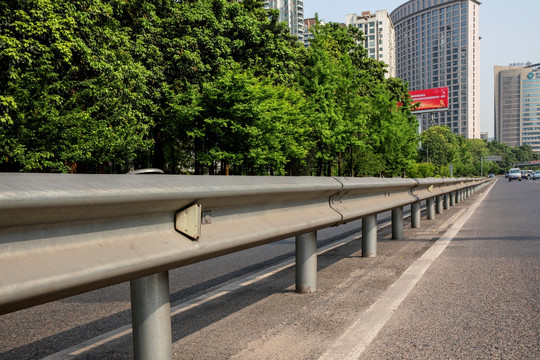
318, 180, 495, 360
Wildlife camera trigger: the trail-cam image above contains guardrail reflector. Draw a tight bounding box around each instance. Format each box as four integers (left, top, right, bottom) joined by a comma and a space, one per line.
175, 204, 202, 240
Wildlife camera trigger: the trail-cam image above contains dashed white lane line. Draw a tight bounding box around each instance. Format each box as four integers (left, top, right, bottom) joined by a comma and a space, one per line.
318, 181, 495, 360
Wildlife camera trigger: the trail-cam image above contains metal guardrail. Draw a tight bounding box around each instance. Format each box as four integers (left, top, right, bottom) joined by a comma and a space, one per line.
0, 174, 488, 359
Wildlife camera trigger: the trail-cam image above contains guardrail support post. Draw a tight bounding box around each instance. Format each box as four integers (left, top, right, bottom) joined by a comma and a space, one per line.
455, 190, 460, 204
392, 207, 403, 240
131, 272, 173, 360
411, 202, 421, 228
450, 191, 455, 206
443, 193, 450, 209
426, 198, 435, 220
436, 195, 443, 214
296, 231, 317, 293
362, 215, 377, 257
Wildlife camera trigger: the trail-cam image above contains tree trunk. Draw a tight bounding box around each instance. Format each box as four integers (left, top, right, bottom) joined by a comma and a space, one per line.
326, 161, 333, 177
349, 146, 354, 177
338, 152, 342, 177
152, 125, 165, 171
194, 137, 202, 175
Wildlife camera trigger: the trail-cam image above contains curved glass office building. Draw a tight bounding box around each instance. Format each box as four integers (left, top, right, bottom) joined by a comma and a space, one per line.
391, 0, 481, 138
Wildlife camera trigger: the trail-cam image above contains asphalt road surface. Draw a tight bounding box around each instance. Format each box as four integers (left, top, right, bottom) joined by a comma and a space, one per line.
1, 178, 538, 359
361, 177, 539, 359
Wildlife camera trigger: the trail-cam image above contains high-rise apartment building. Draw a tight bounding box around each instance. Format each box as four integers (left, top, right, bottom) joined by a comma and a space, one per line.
345, 10, 396, 78
264, 0, 304, 42
391, 0, 481, 138
494, 63, 540, 153
303, 18, 317, 48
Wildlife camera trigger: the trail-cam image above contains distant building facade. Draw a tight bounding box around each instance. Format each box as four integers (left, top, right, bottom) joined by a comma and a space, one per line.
264, 0, 304, 42
494, 63, 540, 153
480, 132, 488, 140
303, 17, 317, 48
345, 10, 396, 78
391, 0, 481, 138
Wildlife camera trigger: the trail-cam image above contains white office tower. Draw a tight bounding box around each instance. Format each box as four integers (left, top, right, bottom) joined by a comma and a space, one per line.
494, 63, 540, 153
391, 0, 481, 138
345, 10, 396, 78
264, 0, 304, 42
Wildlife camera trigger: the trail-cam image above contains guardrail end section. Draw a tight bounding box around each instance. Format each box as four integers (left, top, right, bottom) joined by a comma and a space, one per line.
175, 204, 202, 240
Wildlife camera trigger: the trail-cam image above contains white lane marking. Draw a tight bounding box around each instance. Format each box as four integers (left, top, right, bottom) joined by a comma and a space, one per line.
318, 182, 495, 360
440, 208, 467, 230
66, 328, 132, 357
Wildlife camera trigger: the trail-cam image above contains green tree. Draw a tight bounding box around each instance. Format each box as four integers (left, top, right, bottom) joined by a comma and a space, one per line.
419, 126, 458, 167
299, 22, 419, 177
1, 0, 424, 177
299, 23, 351, 176
186, 66, 310, 175
366, 82, 418, 177
456, 138, 488, 176
1, 0, 153, 172
152, 0, 304, 174
512, 144, 538, 163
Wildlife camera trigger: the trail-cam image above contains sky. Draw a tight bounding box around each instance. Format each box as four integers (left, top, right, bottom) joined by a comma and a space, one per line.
304, 0, 540, 138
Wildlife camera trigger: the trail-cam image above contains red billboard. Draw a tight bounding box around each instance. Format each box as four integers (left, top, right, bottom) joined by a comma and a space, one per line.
409, 87, 449, 112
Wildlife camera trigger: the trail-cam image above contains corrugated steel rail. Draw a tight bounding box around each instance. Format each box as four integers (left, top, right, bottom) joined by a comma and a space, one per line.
0, 174, 488, 359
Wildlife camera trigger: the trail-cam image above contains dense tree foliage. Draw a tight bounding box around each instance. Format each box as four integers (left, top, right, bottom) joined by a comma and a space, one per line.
297, 23, 418, 177
2, 1, 536, 175
415, 126, 540, 177
1, 0, 154, 172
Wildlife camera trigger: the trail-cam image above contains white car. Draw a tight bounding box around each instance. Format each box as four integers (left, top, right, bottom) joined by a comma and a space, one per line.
533, 171, 540, 180
508, 168, 522, 181
521, 170, 533, 180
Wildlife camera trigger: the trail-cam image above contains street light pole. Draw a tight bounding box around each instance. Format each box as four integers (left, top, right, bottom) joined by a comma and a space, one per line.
481, 156, 484, 177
